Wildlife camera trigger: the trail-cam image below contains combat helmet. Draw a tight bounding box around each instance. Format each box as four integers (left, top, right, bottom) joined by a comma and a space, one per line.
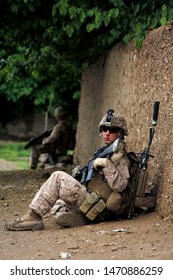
99, 109, 128, 136
54, 106, 66, 118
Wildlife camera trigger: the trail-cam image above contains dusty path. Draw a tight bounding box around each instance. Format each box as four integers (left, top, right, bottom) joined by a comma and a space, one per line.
0, 159, 18, 171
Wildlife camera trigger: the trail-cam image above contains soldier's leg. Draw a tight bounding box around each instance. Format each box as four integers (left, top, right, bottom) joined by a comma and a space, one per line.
30, 171, 86, 216
50, 199, 70, 215
51, 200, 89, 228
5, 171, 86, 231
39, 153, 50, 168
29, 145, 41, 169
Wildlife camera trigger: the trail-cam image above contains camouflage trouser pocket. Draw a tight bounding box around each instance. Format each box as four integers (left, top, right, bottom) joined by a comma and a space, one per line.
79, 192, 106, 221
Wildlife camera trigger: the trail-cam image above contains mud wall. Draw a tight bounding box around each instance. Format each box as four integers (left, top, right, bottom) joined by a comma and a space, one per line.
74, 25, 173, 219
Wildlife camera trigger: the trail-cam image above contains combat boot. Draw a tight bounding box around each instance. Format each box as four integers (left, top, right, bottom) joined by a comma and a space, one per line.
5, 209, 44, 231
55, 211, 90, 228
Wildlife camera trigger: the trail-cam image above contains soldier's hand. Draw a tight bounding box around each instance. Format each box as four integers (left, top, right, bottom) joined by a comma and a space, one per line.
42, 138, 47, 145
93, 158, 107, 170
71, 165, 81, 177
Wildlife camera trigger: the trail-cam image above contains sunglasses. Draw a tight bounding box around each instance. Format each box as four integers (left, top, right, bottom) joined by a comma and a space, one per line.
100, 126, 120, 133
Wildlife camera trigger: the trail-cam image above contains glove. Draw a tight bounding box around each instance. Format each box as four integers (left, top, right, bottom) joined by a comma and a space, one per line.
93, 158, 107, 170
71, 165, 81, 177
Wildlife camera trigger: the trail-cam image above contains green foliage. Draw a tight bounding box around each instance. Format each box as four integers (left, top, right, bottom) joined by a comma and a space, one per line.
1, 0, 173, 120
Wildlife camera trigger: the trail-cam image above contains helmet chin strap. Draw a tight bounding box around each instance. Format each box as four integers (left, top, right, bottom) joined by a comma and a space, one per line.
118, 129, 124, 140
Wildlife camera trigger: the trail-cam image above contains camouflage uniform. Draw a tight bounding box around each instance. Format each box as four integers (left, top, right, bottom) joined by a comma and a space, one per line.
30, 171, 86, 216
29, 148, 130, 217
30, 108, 70, 169
5, 109, 132, 231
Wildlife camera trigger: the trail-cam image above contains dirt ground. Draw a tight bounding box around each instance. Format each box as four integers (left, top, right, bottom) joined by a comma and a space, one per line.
0, 160, 173, 260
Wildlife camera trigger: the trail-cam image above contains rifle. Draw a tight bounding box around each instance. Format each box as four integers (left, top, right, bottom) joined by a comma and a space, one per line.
24, 128, 53, 149
72, 137, 121, 186
135, 101, 160, 197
